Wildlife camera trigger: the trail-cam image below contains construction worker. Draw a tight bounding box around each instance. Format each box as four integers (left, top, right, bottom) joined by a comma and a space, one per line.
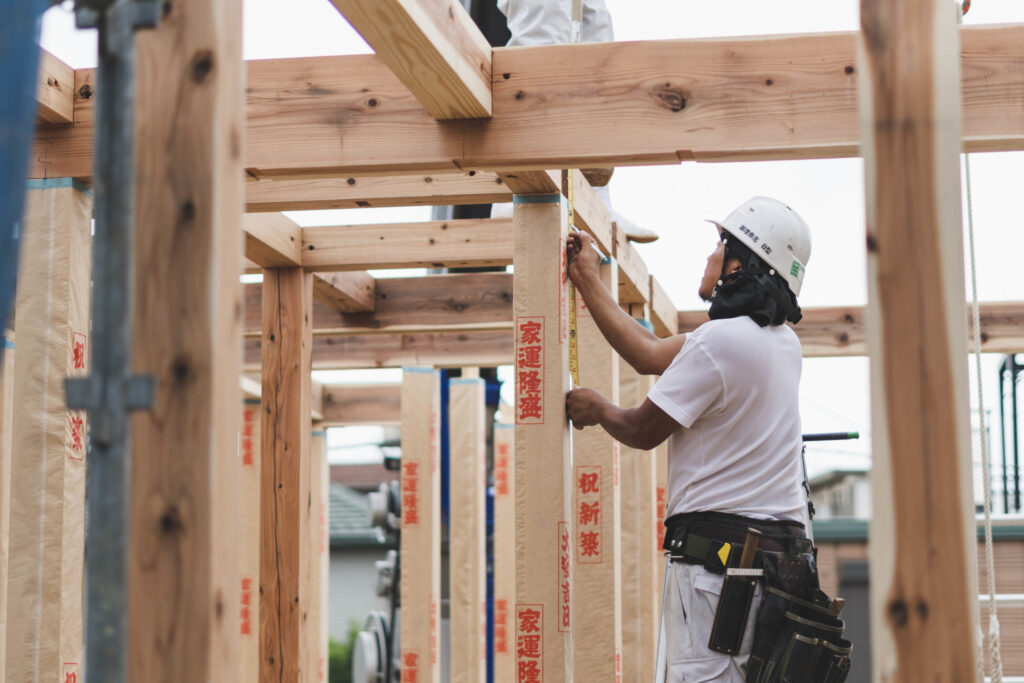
567, 198, 850, 682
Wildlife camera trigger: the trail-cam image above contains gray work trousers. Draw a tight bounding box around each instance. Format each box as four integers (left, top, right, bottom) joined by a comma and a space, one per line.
665, 562, 762, 683
496, 0, 614, 45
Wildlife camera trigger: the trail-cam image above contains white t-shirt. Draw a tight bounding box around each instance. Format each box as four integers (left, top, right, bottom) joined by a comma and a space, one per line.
647, 316, 809, 529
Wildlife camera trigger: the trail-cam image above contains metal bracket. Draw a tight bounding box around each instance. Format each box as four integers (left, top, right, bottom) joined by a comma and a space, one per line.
65, 374, 155, 412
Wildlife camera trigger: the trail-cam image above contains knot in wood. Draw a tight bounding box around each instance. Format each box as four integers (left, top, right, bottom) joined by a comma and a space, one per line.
887, 599, 908, 627
160, 505, 183, 535
190, 50, 215, 83
653, 86, 687, 112
448, 299, 468, 313
78, 84, 93, 100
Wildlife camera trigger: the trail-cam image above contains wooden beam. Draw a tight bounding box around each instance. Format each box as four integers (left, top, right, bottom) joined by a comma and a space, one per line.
859, 1, 976, 679
572, 261, 623, 680
648, 276, 677, 338
312, 272, 376, 314
245, 172, 510, 213
244, 212, 303, 267
0, 330, 13, 678
244, 273, 512, 337
128, 0, 245, 677
259, 268, 313, 682
512, 194, 573, 679
300, 218, 513, 271
327, 0, 491, 119
448, 378, 487, 683
238, 398, 261, 682
492, 421, 515, 683
32, 25, 1024, 180
307, 429, 329, 681
614, 228, 649, 305
499, 170, 559, 195
399, 369, 442, 683
565, 170, 614, 258
36, 49, 74, 124
321, 384, 401, 425
6, 182, 91, 681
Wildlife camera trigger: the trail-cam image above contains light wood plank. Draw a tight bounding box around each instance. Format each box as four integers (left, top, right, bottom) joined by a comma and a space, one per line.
128, 0, 245, 677
328, 0, 491, 119
614, 228, 649, 305
0, 331, 13, 679
308, 429, 329, 682
312, 272, 376, 314
499, 170, 559, 195
246, 172, 510, 213
5, 184, 90, 681
300, 218, 513, 271
36, 49, 74, 124
238, 398, 261, 682
859, 1, 977, 679
649, 276, 677, 338
321, 384, 401, 425
572, 262, 623, 680
448, 379, 487, 683
566, 170, 614, 258
492, 421, 515, 683
31, 25, 1024, 180
244, 273, 512, 337
259, 268, 314, 681
400, 369, 442, 683
244, 212, 303, 267
513, 195, 573, 680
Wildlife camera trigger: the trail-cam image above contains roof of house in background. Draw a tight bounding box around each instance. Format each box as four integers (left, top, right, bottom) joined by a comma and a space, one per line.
329, 482, 391, 548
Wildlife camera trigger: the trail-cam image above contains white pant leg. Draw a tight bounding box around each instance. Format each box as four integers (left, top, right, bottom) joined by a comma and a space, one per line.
666, 563, 761, 683
496, 0, 613, 46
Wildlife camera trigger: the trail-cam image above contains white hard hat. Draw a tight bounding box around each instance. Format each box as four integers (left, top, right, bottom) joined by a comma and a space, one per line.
707, 197, 812, 296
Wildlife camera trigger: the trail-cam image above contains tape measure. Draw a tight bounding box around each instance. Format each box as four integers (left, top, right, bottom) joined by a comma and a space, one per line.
567, 169, 580, 388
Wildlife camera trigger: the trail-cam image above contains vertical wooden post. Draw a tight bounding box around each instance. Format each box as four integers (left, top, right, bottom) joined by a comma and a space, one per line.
858, 1, 978, 679
512, 194, 573, 682
129, 0, 245, 678
653, 442, 669, 625
0, 331, 13, 680
309, 428, 329, 683
618, 357, 658, 683
449, 378, 487, 683
492, 420, 515, 683
400, 368, 442, 683
239, 397, 261, 682
572, 260, 623, 682
5, 181, 90, 682
260, 268, 313, 682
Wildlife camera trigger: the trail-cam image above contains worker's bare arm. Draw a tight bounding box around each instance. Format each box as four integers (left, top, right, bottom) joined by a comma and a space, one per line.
567, 232, 684, 375
566, 389, 679, 451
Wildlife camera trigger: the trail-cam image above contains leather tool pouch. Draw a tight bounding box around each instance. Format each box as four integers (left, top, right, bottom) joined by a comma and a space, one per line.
745, 586, 852, 683
708, 571, 759, 655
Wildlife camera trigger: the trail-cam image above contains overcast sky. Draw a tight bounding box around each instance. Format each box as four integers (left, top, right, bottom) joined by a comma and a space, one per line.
40, 2, 1024, 501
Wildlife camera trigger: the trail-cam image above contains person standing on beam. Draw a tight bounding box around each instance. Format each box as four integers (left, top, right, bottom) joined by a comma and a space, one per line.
566, 197, 853, 682
492, 0, 659, 243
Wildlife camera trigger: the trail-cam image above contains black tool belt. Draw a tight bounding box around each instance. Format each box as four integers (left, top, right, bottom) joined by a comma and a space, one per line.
661, 511, 852, 682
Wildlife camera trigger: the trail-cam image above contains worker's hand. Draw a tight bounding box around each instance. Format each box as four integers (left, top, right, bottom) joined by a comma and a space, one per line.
566, 387, 605, 430
566, 231, 601, 289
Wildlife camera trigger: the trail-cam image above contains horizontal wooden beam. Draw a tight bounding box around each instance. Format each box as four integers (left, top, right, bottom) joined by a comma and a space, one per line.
300, 218, 513, 271
321, 384, 401, 425
244, 212, 302, 267
245, 273, 512, 336
312, 272, 376, 313
245, 301, 1024, 370
245, 172, 510, 212
244, 328, 513, 370
328, 0, 492, 119
36, 49, 74, 125
614, 227, 649, 305
679, 302, 1024, 357
30, 25, 1024, 179
648, 276, 677, 338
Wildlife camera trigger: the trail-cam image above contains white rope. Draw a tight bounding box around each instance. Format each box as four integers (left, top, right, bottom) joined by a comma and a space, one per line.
965, 150, 1003, 683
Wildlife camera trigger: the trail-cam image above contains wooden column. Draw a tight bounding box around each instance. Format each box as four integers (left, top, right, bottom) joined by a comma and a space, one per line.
309, 428, 329, 683
448, 378, 487, 683
492, 420, 515, 683
259, 267, 314, 682
128, 0, 245, 678
572, 260, 623, 681
5, 181, 90, 682
0, 332, 13, 679
860, 1, 978, 679
400, 368, 442, 683
239, 397, 261, 682
512, 194, 573, 681
654, 442, 670, 624
618, 357, 658, 683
